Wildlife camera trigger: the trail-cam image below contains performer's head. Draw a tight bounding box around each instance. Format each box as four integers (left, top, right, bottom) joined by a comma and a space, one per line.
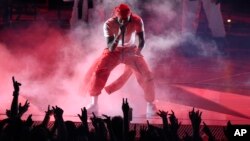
114, 3, 131, 24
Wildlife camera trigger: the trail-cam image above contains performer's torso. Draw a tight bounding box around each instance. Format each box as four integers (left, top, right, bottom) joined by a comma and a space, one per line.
103, 14, 144, 47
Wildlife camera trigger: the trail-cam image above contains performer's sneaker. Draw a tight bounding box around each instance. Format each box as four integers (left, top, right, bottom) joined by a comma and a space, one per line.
146, 103, 157, 118
86, 103, 98, 115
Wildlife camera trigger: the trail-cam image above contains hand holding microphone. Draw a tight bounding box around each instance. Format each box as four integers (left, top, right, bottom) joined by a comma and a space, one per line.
119, 21, 126, 46
119, 22, 126, 34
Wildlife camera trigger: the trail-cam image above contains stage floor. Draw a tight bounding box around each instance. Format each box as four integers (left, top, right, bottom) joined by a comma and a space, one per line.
1, 44, 250, 126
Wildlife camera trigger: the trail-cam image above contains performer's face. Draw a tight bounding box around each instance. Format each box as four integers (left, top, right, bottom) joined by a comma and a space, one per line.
117, 14, 130, 25
117, 9, 130, 25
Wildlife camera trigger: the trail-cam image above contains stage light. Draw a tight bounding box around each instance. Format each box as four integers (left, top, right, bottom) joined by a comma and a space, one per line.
227, 19, 231, 23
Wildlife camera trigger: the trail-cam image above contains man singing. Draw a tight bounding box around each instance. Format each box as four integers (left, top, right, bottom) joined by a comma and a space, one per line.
87, 3, 157, 117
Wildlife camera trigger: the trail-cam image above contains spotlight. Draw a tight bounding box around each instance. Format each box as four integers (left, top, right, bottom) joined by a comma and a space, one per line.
227, 19, 231, 23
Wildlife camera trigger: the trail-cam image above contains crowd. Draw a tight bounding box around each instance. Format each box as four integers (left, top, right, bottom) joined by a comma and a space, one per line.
0, 77, 238, 141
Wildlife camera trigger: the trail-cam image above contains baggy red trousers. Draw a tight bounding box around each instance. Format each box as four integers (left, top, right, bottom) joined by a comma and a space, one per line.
88, 47, 155, 102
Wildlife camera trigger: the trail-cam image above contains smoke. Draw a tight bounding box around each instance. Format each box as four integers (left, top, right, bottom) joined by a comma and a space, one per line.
0, 0, 227, 120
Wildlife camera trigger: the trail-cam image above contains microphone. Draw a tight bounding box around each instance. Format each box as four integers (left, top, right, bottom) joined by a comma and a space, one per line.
122, 28, 125, 46
119, 22, 126, 46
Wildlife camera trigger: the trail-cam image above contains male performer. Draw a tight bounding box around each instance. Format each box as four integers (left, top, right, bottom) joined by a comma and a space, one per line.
86, 3, 157, 117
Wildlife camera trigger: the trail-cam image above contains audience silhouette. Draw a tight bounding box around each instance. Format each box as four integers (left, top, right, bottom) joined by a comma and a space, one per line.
0, 77, 240, 141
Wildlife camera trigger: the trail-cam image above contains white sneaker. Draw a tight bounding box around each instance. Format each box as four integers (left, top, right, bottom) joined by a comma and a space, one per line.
86, 103, 98, 114
86, 96, 98, 114
146, 103, 157, 118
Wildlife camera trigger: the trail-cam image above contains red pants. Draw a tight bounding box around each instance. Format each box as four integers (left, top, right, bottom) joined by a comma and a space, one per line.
88, 47, 155, 102
104, 65, 132, 94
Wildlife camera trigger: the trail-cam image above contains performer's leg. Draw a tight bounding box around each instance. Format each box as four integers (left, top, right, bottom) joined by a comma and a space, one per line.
87, 49, 120, 112
83, 57, 101, 94
127, 55, 157, 117
104, 65, 133, 94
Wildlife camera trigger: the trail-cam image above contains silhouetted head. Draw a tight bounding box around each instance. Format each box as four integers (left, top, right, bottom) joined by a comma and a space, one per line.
111, 116, 123, 139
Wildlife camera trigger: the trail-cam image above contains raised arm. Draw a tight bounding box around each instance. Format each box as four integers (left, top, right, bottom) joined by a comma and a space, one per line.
52, 106, 67, 141
122, 98, 130, 141
41, 105, 53, 127
10, 76, 21, 118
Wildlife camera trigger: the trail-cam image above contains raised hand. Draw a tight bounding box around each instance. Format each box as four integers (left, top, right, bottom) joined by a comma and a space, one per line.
12, 76, 21, 94
122, 98, 130, 114
223, 121, 233, 140
45, 105, 53, 116
90, 112, 98, 128
91, 113, 107, 137
189, 108, 202, 128
10, 77, 22, 118
189, 108, 202, 140
202, 122, 212, 136
202, 122, 215, 141
146, 120, 153, 129
25, 114, 34, 127
102, 114, 111, 125
41, 105, 53, 127
51, 105, 67, 141
18, 100, 30, 117
169, 110, 181, 133
122, 98, 130, 141
157, 110, 169, 131
52, 106, 64, 120
90, 112, 103, 125
78, 107, 87, 123
157, 110, 168, 119
140, 125, 147, 139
